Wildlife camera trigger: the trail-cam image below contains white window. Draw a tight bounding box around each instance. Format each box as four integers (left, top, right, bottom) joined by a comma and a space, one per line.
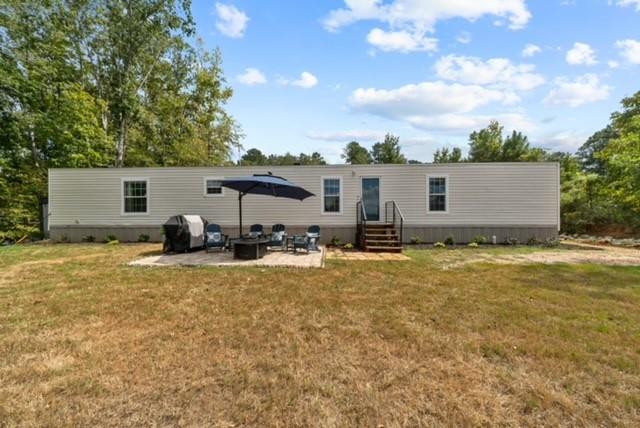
427, 176, 448, 213
204, 177, 224, 197
122, 178, 149, 215
321, 177, 342, 214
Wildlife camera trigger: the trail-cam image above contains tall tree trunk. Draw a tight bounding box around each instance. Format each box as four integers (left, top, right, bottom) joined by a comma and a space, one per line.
29, 126, 39, 168
116, 114, 127, 167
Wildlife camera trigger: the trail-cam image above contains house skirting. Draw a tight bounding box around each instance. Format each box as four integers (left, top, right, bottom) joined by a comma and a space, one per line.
49, 224, 558, 244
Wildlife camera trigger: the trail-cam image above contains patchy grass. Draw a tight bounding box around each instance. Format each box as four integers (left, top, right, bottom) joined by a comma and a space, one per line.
1, 243, 640, 426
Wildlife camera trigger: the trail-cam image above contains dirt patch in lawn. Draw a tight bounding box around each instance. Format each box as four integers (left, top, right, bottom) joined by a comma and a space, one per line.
435, 242, 640, 270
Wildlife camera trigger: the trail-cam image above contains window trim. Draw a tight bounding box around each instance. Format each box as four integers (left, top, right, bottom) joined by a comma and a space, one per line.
203, 176, 225, 198
121, 177, 150, 216
426, 174, 449, 214
320, 176, 343, 215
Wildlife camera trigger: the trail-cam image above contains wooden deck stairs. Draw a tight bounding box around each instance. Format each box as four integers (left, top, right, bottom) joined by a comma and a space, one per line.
363, 224, 402, 253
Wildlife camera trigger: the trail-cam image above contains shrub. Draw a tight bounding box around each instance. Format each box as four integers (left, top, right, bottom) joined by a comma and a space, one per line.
434, 241, 446, 248
82, 235, 95, 243
138, 234, 150, 243
444, 234, 455, 245
106, 239, 120, 245
543, 237, 560, 248
504, 237, 519, 246
59, 234, 69, 243
105, 234, 117, 243
468, 242, 479, 248
330, 236, 341, 246
343, 242, 354, 250
410, 236, 423, 245
527, 236, 540, 246
472, 235, 487, 245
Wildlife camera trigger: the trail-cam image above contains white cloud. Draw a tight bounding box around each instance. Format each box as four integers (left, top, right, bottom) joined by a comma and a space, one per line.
323, 0, 532, 32
348, 80, 526, 132
614, 0, 640, 11
350, 81, 516, 117
544, 74, 611, 107
434, 55, 545, 91
237, 68, 267, 86
616, 39, 640, 64
215, 3, 249, 38
306, 130, 385, 142
407, 113, 535, 132
608, 60, 620, 69
522, 44, 542, 57
566, 42, 598, 66
366, 28, 438, 53
536, 131, 589, 151
292, 72, 319, 89
456, 31, 472, 44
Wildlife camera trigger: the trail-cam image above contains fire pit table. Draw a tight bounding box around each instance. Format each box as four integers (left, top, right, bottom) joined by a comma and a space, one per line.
230, 237, 270, 260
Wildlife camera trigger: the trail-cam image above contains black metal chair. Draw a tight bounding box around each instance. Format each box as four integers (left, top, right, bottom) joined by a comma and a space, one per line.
205, 224, 227, 252
268, 224, 287, 250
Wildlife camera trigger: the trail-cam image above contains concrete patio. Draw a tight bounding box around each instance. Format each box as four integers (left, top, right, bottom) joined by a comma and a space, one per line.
129, 247, 325, 268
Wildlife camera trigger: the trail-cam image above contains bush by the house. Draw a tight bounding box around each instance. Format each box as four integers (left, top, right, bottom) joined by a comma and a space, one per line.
434, 242, 446, 248
543, 237, 560, 247
505, 237, 519, 246
330, 236, 341, 247
82, 235, 95, 243
472, 235, 488, 245
138, 234, 150, 243
444, 235, 455, 245
410, 236, 423, 245
343, 242, 354, 250
468, 242, 479, 248
105, 234, 117, 243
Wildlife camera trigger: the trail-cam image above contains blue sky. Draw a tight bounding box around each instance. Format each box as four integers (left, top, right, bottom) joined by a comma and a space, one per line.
192, 0, 640, 163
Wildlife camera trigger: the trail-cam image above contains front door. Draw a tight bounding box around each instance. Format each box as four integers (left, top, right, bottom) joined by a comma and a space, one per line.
362, 178, 380, 221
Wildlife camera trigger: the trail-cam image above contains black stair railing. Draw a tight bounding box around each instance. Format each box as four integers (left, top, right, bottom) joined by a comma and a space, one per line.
384, 201, 405, 246
356, 199, 368, 250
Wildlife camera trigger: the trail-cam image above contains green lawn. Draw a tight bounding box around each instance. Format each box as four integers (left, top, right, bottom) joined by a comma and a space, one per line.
1, 243, 640, 426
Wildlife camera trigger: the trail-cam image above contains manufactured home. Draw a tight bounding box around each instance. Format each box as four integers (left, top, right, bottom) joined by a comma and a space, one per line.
48, 163, 560, 245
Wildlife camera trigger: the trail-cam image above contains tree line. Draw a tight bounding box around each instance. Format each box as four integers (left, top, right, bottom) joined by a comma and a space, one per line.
1, 0, 241, 240
236, 134, 418, 166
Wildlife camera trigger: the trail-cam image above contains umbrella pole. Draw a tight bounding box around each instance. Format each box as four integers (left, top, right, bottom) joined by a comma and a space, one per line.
238, 192, 244, 237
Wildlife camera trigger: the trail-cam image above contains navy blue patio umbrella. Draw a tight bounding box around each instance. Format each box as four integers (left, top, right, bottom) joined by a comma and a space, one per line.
220, 173, 315, 236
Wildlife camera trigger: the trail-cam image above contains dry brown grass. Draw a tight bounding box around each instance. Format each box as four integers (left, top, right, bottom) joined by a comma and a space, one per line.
1, 243, 640, 427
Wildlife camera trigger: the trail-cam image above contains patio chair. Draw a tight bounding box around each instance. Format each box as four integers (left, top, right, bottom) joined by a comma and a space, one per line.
205, 224, 227, 252
306, 225, 320, 252
292, 225, 321, 253
248, 224, 264, 238
268, 224, 287, 250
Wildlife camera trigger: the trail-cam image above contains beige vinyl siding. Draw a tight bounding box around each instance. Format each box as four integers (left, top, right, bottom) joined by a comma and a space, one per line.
48, 163, 559, 229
